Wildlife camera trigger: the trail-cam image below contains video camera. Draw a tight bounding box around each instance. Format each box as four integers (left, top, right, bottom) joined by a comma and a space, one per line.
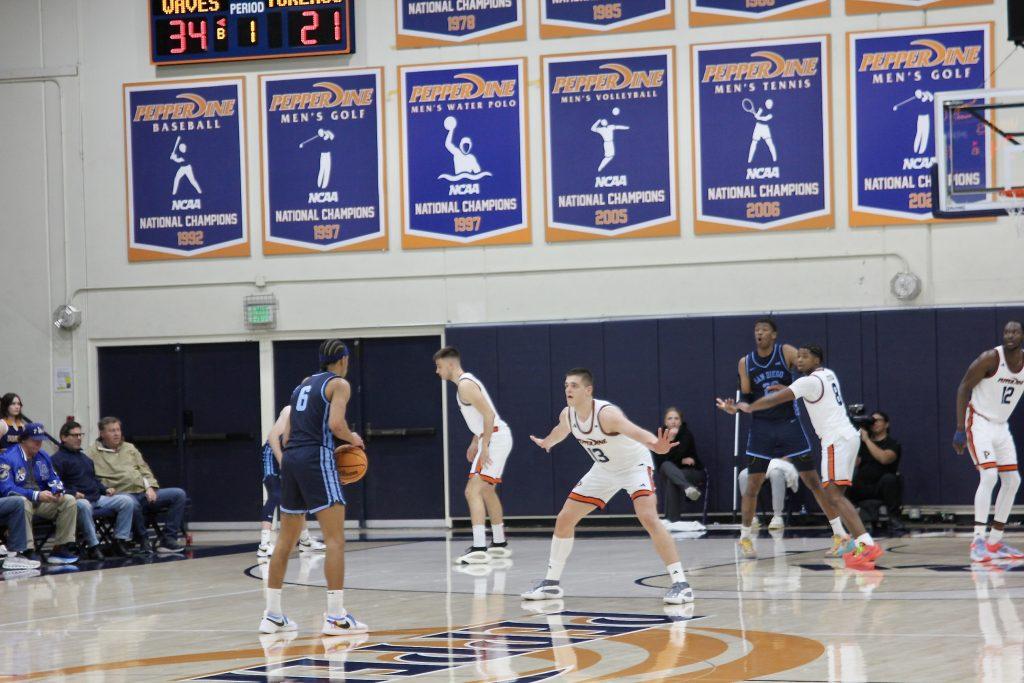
846, 404, 875, 429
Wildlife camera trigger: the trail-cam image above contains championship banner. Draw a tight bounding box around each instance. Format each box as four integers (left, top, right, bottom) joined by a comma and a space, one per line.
259, 69, 387, 254
691, 37, 832, 234
395, 0, 525, 48
688, 0, 828, 27
399, 59, 530, 248
542, 48, 678, 242
848, 24, 991, 226
123, 79, 248, 261
540, 0, 674, 38
847, 0, 990, 16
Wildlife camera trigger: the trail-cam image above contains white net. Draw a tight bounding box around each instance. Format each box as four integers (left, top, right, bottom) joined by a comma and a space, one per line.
1010, 204, 1024, 238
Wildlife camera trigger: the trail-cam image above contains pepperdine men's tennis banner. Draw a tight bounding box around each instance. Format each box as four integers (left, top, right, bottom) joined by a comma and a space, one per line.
123, 78, 248, 261
259, 69, 387, 254
539, 0, 674, 38
399, 58, 530, 248
687, 0, 828, 27
691, 36, 833, 234
542, 47, 678, 241
395, 0, 525, 48
848, 23, 991, 226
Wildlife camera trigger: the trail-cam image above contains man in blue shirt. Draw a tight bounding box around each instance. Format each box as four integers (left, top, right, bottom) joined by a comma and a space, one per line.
0, 423, 79, 564
53, 420, 144, 558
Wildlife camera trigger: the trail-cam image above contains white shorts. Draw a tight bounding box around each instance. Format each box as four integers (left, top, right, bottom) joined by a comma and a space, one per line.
821, 433, 859, 487
966, 408, 1018, 471
569, 461, 655, 509
468, 428, 513, 484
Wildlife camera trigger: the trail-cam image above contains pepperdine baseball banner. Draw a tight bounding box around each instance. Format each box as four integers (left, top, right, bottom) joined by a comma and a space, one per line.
691, 37, 832, 234
847, 0, 990, 16
123, 78, 248, 261
259, 69, 387, 254
688, 0, 828, 27
395, 0, 525, 48
848, 24, 991, 226
542, 48, 678, 242
399, 59, 530, 248
539, 0, 674, 38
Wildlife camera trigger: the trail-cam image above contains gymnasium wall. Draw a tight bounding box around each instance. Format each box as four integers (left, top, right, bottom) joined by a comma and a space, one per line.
0, 0, 1021, 464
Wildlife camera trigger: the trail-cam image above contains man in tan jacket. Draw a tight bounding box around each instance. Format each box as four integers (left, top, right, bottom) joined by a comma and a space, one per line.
87, 417, 187, 553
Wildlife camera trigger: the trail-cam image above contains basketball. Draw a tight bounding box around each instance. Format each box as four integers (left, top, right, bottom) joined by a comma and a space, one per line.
443, 115, 457, 131
334, 444, 368, 484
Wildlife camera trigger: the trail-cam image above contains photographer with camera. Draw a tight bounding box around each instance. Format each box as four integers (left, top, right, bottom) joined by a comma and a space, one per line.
846, 407, 905, 535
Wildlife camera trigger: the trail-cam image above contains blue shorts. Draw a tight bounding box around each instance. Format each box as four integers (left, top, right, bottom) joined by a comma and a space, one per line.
746, 417, 811, 462
280, 446, 345, 515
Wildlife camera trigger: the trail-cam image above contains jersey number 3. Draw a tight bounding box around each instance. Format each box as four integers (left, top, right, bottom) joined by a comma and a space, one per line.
586, 447, 609, 463
296, 385, 312, 411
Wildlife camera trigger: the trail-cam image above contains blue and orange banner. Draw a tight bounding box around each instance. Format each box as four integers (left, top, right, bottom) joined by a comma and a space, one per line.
542, 47, 678, 241
123, 78, 248, 261
259, 68, 387, 254
399, 59, 530, 249
539, 0, 674, 38
395, 0, 525, 48
846, 0, 990, 15
691, 37, 833, 234
847, 24, 992, 226
687, 0, 828, 27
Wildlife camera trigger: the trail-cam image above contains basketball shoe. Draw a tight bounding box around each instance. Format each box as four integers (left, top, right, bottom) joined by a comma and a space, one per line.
971, 536, 991, 563
826, 535, 855, 558
738, 537, 757, 559
322, 612, 368, 635
986, 541, 1024, 561
664, 582, 694, 605
259, 611, 298, 634
521, 579, 564, 600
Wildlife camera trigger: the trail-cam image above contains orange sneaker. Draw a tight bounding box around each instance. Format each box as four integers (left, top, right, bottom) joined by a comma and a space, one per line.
843, 543, 877, 571
859, 543, 884, 563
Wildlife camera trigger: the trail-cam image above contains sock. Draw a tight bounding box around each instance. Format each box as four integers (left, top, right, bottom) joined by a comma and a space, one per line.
988, 528, 1004, 546
266, 587, 282, 616
856, 532, 875, 546
667, 562, 686, 584
544, 536, 574, 581
327, 589, 345, 618
472, 524, 486, 548
975, 524, 988, 538
829, 517, 848, 537
740, 525, 752, 540
260, 529, 271, 544
491, 523, 506, 544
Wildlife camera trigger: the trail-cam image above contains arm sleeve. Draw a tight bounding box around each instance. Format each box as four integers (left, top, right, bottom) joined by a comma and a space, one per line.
789, 376, 823, 402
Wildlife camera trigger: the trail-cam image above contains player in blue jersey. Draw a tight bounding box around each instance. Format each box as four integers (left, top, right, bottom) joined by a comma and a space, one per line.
260, 339, 368, 636
726, 318, 847, 559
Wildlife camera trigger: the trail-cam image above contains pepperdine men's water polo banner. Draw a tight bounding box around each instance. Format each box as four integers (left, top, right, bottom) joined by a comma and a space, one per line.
259, 69, 387, 254
123, 78, 248, 261
539, 0, 674, 38
848, 23, 991, 226
399, 58, 530, 248
687, 0, 828, 27
846, 0, 990, 16
395, 0, 525, 48
542, 47, 678, 242
691, 37, 832, 234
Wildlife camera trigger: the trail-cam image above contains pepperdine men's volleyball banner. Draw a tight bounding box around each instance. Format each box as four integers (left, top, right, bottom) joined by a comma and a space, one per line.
542, 47, 678, 242
259, 69, 387, 254
848, 23, 991, 226
123, 78, 248, 261
395, 0, 525, 48
399, 59, 530, 248
539, 0, 674, 38
846, 0, 990, 16
691, 37, 832, 234
687, 0, 828, 27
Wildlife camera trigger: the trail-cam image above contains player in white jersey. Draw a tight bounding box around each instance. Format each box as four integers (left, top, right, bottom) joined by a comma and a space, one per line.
521, 368, 693, 605
718, 345, 884, 570
434, 347, 513, 565
953, 321, 1024, 563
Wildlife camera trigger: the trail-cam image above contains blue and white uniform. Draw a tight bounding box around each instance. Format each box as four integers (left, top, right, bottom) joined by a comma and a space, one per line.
280, 372, 346, 514
744, 344, 812, 472
260, 439, 281, 523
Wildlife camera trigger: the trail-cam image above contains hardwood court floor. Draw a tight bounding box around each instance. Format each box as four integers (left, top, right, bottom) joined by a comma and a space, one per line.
1, 531, 1022, 682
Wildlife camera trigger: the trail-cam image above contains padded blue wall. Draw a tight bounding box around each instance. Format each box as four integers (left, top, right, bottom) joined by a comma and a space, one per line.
445, 308, 1024, 517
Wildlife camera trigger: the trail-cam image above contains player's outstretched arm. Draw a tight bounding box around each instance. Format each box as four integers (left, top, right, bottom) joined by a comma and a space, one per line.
717, 387, 796, 415
598, 406, 677, 455
953, 350, 998, 453
327, 377, 364, 449
269, 406, 291, 466
530, 408, 571, 452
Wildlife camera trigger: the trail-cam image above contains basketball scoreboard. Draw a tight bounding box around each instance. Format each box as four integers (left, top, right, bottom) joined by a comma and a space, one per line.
150, 0, 354, 65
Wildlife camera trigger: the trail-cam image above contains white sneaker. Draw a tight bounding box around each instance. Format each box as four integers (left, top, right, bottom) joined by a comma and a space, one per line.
0, 544, 7, 558
684, 486, 701, 501
487, 541, 512, 558
749, 517, 761, 530
323, 612, 368, 635
257, 543, 275, 558
455, 546, 490, 565
299, 536, 327, 552
768, 515, 785, 531
2, 553, 41, 570
259, 611, 298, 634
521, 579, 564, 600
664, 581, 695, 605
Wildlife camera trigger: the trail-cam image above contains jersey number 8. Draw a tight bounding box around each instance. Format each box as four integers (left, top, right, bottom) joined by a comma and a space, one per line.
586, 447, 609, 463
296, 385, 312, 411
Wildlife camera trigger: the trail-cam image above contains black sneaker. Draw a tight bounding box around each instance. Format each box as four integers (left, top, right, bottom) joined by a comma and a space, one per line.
112, 539, 134, 558
47, 544, 79, 564
83, 544, 105, 561
157, 537, 184, 554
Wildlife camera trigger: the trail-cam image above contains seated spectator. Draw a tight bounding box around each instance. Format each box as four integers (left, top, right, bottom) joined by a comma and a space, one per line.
1, 393, 29, 448
88, 417, 187, 553
655, 407, 706, 523
847, 411, 905, 534
0, 423, 79, 564
53, 420, 145, 558
0, 420, 41, 571
737, 457, 799, 530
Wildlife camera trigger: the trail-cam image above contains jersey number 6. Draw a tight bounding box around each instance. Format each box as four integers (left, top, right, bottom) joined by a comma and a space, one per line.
296, 385, 312, 411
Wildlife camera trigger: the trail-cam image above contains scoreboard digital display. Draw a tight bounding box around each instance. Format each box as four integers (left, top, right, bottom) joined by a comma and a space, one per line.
150, 0, 354, 65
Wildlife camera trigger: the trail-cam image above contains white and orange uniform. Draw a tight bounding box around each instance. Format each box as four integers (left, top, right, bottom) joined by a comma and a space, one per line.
567, 399, 655, 508
789, 368, 858, 487
966, 346, 1024, 471
458, 373, 513, 484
